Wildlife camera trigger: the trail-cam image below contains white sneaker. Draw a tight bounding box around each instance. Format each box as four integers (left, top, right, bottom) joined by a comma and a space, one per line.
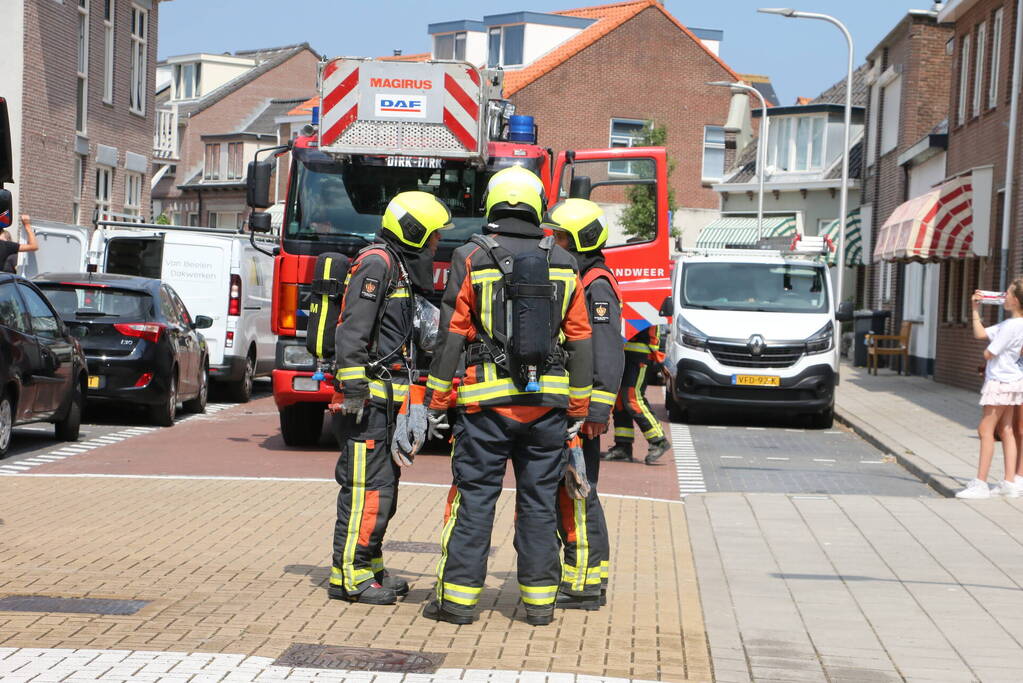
1014, 475, 1023, 488
956, 479, 992, 499
995, 480, 1020, 498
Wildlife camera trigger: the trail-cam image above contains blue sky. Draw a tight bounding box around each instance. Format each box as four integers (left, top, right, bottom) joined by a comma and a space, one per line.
158, 0, 935, 105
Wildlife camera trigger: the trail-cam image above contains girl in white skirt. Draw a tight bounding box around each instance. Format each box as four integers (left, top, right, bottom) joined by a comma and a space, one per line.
959, 283, 1023, 499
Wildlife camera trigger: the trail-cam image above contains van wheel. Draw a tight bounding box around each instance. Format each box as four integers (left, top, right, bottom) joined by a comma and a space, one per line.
665, 389, 686, 423
150, 373, 178, 427
809, 408, 834, 430
55, 382, 83, 441
227, 352, 255, 403
0, 393, 13, 457
183, 362, 208, 414
279, 404, 324, 447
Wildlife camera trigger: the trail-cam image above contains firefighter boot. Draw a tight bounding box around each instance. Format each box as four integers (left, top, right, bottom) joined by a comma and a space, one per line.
555, 592, 601, 611
328, 581, 397, 605
644, 438, 671, 465
602, 444, 633, 462
422, 600, 477, 625
525, 605, 555, 626
376, 570, 409, 597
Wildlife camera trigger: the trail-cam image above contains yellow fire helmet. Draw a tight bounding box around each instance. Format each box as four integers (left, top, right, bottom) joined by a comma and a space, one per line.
542, 198, 608, 252
380, 191, 453, 249
483, 165, 546, 224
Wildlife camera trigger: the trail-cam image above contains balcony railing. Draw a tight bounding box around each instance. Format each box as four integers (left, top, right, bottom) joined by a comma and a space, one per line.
154, 107, 179, 159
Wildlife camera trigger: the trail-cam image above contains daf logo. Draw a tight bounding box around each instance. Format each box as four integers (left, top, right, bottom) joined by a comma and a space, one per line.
748, 334, 765, 356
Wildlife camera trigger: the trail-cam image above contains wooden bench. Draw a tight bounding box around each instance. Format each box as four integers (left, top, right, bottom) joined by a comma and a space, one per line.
866, 320, 914, 376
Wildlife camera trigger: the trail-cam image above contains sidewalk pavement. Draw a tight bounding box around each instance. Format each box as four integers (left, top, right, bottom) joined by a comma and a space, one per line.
834, 362, 989, 496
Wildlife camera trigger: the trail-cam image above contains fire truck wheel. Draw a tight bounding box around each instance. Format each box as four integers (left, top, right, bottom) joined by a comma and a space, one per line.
280, 403, 324, 447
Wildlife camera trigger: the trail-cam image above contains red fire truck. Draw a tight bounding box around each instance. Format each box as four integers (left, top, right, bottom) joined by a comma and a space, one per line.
246, 58, 672, 446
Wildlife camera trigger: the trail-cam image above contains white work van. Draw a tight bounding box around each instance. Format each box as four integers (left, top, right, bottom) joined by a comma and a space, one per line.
32, 219, 275, 402
663, 242, 852, 428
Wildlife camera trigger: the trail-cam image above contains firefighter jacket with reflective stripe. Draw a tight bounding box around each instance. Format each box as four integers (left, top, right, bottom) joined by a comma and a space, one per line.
624, 324, 665, 363
427, 218, 594, 416
580, 265, 625, 424
334, 245, 415, 405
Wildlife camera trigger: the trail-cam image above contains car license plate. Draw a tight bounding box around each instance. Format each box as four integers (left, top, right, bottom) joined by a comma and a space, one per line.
87, 375, 101, 389
732, 375, 780, 387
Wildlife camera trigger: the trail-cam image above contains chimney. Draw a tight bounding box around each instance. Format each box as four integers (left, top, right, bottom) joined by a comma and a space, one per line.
393, 49, 403, 57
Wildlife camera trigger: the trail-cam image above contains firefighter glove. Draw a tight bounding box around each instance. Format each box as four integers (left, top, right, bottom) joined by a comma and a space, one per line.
339, 391, 368, 422
427, 408, 449, 440
327, 392, 345, 414
392, 385, 427, 466
567, 418, 584, 441
564, 438, 591, 500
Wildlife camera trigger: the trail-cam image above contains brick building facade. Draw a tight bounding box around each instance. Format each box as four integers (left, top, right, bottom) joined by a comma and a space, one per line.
0, 0, 161, 228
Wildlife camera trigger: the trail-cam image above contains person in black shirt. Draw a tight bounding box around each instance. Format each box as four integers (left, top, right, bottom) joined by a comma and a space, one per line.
0, 214, 39, 273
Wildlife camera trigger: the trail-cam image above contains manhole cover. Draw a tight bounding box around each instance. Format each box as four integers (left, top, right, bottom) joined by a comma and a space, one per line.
384, 541, 496, 555
0, 596, 149, 615
273, 643, 445, 673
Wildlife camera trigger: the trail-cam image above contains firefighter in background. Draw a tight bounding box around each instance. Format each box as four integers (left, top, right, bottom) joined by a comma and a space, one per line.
604, 324, 672, 464
327, 191, 452, 605
544, 199, 624, 611
418, 166, 594, 626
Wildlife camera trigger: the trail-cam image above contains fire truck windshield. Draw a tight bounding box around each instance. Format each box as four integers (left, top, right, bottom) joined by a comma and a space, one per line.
285, 147, 489, 250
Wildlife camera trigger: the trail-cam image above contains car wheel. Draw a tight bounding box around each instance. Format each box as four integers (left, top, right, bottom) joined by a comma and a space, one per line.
809, 407, 834, 430
55, 381, 83, 442
279, 403, 324, 447
226, 352, 255, 403
183, 362, 208, 414
0, 393, 13, 458
150, 373, 178, 427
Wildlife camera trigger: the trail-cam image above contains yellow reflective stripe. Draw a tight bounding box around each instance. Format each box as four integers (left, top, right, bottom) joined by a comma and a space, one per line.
368, 381, 409, 402
388, 288, 410, 299
337, 367, 367, 380
550, 268, 576, 318
456, 375, 570, 404
600, 560, 609, 579
371, 557, 384, 573
625, 342, 654, 353
481, 278, 494, 336
441, 581, 482, 606
342, 442, 367, 590
519, 584, 558, 605
470, 268, 502, 284
483, 361, 497, 383
591, 389, 616, 406
426, 376, 452, 393
614, 427, 634, 438
573, 497, 589, 592
436, 438, 461, 605
635, 365, 664, 440
569, 384, 591, 400
314, 256, 334, 358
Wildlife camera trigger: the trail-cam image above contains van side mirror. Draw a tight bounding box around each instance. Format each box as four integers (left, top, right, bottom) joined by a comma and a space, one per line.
246, 160, 273, 209
193, 315, 214, 330
836, 301, 854, 322
0, 97, 12, 184
0, 188, 11, 227
249, 211, 272, 233
569, 175, 592, 200
659, 295, 673, 318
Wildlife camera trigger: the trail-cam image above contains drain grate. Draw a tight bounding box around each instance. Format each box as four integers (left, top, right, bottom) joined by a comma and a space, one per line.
0, 595, 150, 615
384, 540, 496, 555
273, 643, 445, 673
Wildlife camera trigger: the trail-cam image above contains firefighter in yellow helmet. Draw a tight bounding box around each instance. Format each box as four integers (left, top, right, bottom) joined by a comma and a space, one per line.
327, 190, 451, 605
415, 166, 595, 626
545, 198, 624, 610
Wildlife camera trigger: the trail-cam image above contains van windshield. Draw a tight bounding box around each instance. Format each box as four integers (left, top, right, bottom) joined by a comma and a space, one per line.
681, 262, 829, 313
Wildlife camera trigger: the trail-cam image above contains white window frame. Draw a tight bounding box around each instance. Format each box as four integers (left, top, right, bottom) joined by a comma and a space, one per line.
958, 33, 971, 125
974, 22, 987, 119
204, 143, 221, 181
608, 118, 648, 176
434, 31, 467, 61
990, 8, 1004, 109
487, 25, 525, 68
880, 74, 902, 156
701, 125, 726, 183
767, 115, 827, 173
72, 155, 85, 225
124, 171, 142, 216
129, 3, 148, 115
95, 165, 113, 220
102, 0, 114, 104
227, 142, 243, 180
76, 0, 89, 135
866, 82, 880, 166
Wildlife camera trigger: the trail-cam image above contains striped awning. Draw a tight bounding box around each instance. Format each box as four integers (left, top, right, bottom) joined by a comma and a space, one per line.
873, 175, 974, 262
695, 216, 798, 249
820, 209, 863, 266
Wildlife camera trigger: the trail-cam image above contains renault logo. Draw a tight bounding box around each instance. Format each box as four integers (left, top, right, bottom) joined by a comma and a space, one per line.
748, 334, 765, 356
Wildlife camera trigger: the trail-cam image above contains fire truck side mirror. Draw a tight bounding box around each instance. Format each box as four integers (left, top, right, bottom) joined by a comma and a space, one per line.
246, 160, 273, 209
569, 175, 591, 200
658, 295, 673, 318
249, 211, 272, 233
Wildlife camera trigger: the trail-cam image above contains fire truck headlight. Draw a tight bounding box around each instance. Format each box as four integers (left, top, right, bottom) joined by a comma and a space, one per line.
283, 345, 315, 368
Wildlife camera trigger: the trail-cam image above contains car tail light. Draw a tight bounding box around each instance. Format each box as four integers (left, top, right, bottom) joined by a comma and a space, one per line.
280, 283, 299, 331
228, 274, 242, 316
134, 372, 153, 388
225, 330, 235, 348
114, 322, 164, 343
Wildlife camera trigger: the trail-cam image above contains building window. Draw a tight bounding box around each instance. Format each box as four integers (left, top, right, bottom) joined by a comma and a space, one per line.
124, 172, 142, 216
187, 212, 199, 227
990, 9, 1004, 109
204, 144, 221, 180
866, 81, 880, 166
702, 125, 726, 182
767, 115, 826, 172
130, 4, 148, 114
609, 118, 647, 176
210, 212, 240, 230
95, 166, 112, 220
102, 0, 114, 104
880, 76, 902, 156
958, 33, 971, 125
487, 25, 524, 67
227, 142, 243, 180
72, 155, 85, 225
880, 262, 894, 303
174, 62, 200, 100
974, 22, 987, 118
435, 32, 467, 61
76, 0, 89, 134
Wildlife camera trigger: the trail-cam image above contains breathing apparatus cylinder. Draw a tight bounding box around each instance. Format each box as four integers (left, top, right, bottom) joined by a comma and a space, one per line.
306, 252, 350, 380
507, 249, 555, 392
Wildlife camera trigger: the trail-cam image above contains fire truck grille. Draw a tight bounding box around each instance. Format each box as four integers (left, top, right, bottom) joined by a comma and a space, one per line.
338, 121, 468, 154
707, 341, 804, 369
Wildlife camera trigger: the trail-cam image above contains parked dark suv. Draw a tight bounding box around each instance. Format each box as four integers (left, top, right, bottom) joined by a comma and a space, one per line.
35, 273, 212, 426
0, 273, 88, 456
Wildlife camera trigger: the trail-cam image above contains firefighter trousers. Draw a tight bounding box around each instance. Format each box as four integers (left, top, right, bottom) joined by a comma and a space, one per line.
613, 355, 665, 453
436, 408, 567, 613
557, 434, 610, 597
331, 404, 400, 593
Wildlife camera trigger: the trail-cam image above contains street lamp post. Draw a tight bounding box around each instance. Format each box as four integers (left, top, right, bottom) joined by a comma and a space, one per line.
759, 8, 854, 307
708, 81, 770, 242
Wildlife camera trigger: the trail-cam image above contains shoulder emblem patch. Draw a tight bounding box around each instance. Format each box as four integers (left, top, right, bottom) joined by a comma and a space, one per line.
591, 301, 610, 324
360, 277, 380, 301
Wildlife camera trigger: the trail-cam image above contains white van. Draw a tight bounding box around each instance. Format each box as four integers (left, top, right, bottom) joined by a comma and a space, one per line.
663, 242, 852, 428
32, 219, 275, 402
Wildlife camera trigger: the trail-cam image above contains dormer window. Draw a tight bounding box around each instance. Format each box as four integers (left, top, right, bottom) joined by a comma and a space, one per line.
174, 62, 201, 100
767, 115, 826, 172
435, 32, 467, 61
488, 25, 525, 67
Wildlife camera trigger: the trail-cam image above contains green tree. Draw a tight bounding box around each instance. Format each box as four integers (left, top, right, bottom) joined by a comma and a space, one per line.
619, 122, 678, 240
155, 213, 171, 225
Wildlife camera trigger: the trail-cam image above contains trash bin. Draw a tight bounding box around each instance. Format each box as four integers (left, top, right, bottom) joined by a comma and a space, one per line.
852, 310, 892, 367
